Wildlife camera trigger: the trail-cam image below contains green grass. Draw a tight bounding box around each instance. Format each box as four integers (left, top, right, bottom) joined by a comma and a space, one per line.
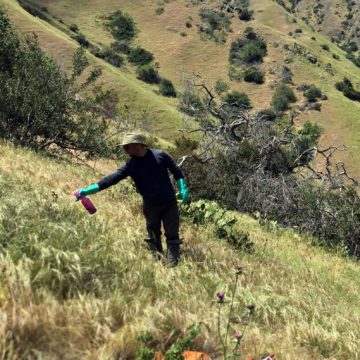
1, 143, 360, 359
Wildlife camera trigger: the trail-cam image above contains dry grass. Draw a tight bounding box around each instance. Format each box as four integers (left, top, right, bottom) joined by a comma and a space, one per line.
1, 142, 360, 359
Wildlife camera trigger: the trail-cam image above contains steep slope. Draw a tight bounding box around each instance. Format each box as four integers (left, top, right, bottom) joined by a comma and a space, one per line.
2, 0, 360, 179
1, 143, 360, 358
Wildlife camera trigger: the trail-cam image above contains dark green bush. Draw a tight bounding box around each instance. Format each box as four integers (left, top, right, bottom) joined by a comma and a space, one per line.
215, 79, 229, 94
238, 8, 254, 21
159, 78, 176, 97
95, 47, 124, 67
111, 40, 130, 54
304, 85, 322, 102
69, 24, 79, 33
335, 78, 360, 102
321, 44, 330, 51
136, 65, 160, 84
74, 34, 90, 47
0, 8, 119, 159
271, 83, 296, 112
229, 35, 267, 65
332, 53, 340, 60
258, 108, 277, 121
222, 91, 251, 110
243, 66, 264, 84
179, 90, 205, 116
128, 47, 154, 65
105, 10, 137, 41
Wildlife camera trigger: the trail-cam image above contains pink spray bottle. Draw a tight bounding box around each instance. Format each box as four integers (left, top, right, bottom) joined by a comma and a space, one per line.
73, 190, 97, 215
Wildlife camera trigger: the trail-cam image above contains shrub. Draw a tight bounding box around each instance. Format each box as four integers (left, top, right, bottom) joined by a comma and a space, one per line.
0, 9, 119, 159
74, 34, 90, 47
185, 20, 192, 28
272, 83, 296, 111
128, 47, 154, 65
136, 65, 160, 84
321, 44, 330, 51
335, 77, 360, 102
69, 24, 79, 33
215, 79, 229, 95
105, 10, 137, 41
229, 35, 267, 65
294, 28, 302, 33
179, 90, 204, 116
111, 40, 130, 54
238, 7, 254, 21
159, 78, 176, 97
222, 91, 251, 110
304, 85, 322, 102
243, 66, 264, 84
332, 53, 340, 60
96, 47, 124, 67
258, 108, 277, 121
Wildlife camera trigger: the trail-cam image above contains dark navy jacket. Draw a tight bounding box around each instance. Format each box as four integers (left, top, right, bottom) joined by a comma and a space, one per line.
98, 149, 184, 205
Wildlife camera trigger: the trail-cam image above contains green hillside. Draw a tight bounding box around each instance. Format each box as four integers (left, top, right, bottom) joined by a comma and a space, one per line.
1, 142, 360, 358
2, 0, 360, 177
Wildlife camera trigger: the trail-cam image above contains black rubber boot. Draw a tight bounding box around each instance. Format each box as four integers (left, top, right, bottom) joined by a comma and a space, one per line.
166, 244, 181, 267
144, 235, 163, 261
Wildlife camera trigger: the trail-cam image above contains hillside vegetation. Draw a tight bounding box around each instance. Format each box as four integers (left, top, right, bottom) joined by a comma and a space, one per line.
2, 0, 360, 176
0, 143, 360, 359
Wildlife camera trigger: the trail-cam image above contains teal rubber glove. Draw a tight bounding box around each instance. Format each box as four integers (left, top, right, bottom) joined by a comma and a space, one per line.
75, 184, 100, 201
177, 178, 190, 204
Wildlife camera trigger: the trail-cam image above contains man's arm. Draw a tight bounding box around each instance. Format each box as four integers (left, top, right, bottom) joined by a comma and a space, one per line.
75, 162, 130, 200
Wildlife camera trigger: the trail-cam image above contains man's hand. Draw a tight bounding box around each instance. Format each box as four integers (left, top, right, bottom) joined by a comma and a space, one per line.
177, 178, 190, 205
74, 184, 100, 201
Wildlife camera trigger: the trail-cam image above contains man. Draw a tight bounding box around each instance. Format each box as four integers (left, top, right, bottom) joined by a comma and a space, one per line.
75, 133, 190, 267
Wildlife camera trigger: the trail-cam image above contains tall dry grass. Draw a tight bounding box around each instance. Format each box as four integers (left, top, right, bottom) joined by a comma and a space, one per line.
0, 142, 360, 359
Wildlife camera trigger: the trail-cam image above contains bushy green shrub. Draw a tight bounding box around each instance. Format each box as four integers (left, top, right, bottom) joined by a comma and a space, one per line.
238, 7, 253, 21
335, 77, 360, 102
304, 85, 322, 102
105, 10, 137, 41
229, 35, 267, 65
128, 47, 154, 65
74, 34, 90, 47
69, 23, 79, 33
0, 9, 119, 159
222, 91, 251, 110
258, 108, 277, 121
159, 78, 176, 97
215, 79, 229, 94
271, 83, 296, 111
321, 44, 330, 51
179, 90, 204, 116
111, 40, 130, 54
136, 65, 160, 84
243, 66, 264, 84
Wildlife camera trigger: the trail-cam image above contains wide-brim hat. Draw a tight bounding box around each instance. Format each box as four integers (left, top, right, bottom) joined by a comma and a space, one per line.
120, 133, 147, 146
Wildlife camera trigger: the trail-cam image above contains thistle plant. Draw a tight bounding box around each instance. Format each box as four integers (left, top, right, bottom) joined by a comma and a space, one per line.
216, 265, 255, 359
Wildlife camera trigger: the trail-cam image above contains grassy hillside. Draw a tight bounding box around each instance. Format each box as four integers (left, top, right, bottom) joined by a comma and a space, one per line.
2, 0, 360, 179
1, 142, 360, 359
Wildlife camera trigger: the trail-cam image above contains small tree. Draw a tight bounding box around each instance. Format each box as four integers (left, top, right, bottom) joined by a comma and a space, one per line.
222, 91, 252, 110
105, 10, 137, 41
136, 64, 160, 84
128, 47, 154, 65
159, 78, 176, 97
272, 83, 296, 112
304, 85, 322, 102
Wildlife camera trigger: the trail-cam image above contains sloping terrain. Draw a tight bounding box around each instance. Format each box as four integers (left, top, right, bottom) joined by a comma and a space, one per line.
1, 142, 360, 358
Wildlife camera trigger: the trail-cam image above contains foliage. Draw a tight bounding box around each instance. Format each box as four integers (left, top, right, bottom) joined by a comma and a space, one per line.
159, 78, 177, 97
215, 79, 229, 95
104, 10, 137, 41
198, 7, 231, 43
111, 40, 131, 54
92, 46, 124, 67
179, 90, 205, 116
136, 64, 160, 84
229, 33, 267, 65
222, 91, 252, 110
181, 200, 254, 252
321, 44, 329, 51
0, 9, 120, 159
271, 83, 296, 112
303, 85, 322, 102
69, 23, 79, 33
128, 47, 154, 65
335, 77, 360, 102
243, 66, 264, 84
238, 8, 254, 21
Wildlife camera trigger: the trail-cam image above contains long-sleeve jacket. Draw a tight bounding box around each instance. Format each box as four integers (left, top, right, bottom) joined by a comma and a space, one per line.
97, 149, 184, 205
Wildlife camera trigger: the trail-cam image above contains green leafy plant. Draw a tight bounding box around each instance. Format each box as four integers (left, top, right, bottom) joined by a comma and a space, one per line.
104, 10, 137, 41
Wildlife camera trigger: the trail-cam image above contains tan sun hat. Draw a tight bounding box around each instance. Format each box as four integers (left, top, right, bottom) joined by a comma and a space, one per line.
120, 133, 147, 146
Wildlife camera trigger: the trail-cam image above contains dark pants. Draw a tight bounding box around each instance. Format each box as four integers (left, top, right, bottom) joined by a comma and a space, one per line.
143, 200, 182, 255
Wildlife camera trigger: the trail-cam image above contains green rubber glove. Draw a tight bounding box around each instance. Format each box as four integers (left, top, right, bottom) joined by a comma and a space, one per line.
177, 178, 190, 204
75, 184, 100, 201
